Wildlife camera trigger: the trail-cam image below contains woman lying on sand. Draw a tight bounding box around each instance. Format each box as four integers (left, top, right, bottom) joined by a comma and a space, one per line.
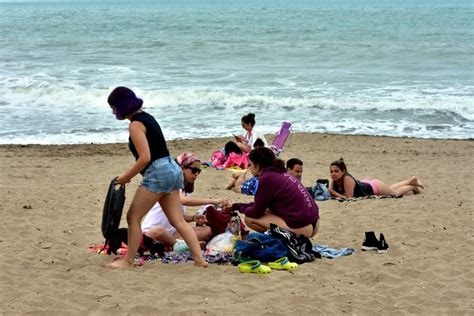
329, 158, 423, 199
229, 147, 320, 238
106, 87, 207, 269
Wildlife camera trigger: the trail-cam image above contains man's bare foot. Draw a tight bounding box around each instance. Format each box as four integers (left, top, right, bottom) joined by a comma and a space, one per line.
194, 259, 208, 268
106, 258, 134, 269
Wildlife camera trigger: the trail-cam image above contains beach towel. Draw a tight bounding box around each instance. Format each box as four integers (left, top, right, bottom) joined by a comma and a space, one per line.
89, 243, 233, 265
312, 244, 356, 258
335, 195, 399, 202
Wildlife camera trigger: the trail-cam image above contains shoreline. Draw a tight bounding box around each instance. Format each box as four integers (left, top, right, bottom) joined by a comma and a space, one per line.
1, 132, 473, 314
1, 131, 472, 150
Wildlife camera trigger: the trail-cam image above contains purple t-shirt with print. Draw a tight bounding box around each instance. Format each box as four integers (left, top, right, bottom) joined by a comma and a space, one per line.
232, 166, 319, 229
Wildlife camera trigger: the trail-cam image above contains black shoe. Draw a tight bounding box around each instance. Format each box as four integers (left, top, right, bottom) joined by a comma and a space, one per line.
377, 233, 389, 254
142, 234, 165, 257
149, 240, 165, 257
361, 231, 379, 251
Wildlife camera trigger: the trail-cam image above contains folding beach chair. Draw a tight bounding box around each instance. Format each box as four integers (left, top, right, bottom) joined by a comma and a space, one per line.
270, 121, 292, 157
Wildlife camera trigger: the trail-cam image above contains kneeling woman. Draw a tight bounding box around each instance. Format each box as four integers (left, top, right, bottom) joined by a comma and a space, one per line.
230, 147, 320, 238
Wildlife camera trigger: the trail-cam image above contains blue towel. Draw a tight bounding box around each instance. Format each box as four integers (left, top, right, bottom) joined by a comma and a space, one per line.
312, 244, 356, 259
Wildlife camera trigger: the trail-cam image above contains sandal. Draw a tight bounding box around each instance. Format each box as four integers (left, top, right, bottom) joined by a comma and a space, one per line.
238, 260, 271, 274
268, 257, 298, 271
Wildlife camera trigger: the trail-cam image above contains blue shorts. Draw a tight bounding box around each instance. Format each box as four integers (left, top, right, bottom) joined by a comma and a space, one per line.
140, 156, 184, 193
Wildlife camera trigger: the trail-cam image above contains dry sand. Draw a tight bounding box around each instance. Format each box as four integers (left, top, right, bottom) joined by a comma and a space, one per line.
0, 133, 473, 315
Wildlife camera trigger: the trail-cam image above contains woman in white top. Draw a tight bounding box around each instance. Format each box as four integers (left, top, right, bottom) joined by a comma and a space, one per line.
234, 113, 268, 153
141, 152, 229, 248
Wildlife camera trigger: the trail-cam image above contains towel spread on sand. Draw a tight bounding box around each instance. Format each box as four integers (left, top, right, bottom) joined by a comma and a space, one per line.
312, 244, 356, 258
90, 242, 354, 263
335, 195, 399, 202
88, 243, 233, 264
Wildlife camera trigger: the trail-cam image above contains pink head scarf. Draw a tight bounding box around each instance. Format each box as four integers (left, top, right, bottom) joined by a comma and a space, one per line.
176, 152, 200, 167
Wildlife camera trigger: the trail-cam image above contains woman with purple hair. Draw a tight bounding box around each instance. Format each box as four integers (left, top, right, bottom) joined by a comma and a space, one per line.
106, 87, 207, 269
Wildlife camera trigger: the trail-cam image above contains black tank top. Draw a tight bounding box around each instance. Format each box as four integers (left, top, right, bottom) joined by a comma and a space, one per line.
334, 174, 374, 197
128, 111, 170, 174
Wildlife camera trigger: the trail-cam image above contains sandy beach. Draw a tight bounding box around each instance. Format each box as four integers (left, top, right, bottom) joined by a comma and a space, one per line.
0, 133, 473, 315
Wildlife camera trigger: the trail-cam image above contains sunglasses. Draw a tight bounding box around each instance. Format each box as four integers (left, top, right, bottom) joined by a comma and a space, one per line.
186, 166, 202, 175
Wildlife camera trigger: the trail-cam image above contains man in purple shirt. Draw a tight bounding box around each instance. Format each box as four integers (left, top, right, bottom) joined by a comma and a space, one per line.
231, 148, 320, 238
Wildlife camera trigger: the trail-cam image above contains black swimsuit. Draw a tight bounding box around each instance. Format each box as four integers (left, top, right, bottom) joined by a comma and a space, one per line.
334, 174, 373, 197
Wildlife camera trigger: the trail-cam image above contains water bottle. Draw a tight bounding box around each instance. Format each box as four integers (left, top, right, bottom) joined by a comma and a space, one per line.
228, 211, 242, 247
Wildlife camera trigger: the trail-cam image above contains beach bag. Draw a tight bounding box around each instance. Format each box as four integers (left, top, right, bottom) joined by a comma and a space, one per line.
210, 149, 225, 168
234, 232, 289, 262
311, 182, 331, 201
269, 223, 320, 264
100, 178, 126, 254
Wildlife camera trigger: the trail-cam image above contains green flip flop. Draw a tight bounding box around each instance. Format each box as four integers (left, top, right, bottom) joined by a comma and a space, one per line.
238, 260, 272, 274
268, 257, 298, 271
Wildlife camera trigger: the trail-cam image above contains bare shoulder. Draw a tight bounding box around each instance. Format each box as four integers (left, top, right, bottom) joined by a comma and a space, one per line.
129, 120, 145, 132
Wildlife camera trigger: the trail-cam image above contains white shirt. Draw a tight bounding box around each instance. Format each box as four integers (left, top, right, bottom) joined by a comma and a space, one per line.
247, 127, 268, 149
141, 190, 188, 235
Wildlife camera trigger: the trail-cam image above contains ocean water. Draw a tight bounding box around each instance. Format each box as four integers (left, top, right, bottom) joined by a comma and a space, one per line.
0, 0, 473, 144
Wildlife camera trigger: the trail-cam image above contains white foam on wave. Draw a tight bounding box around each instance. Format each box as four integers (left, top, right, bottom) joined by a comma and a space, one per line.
140, 87, 474, 121
1, 78, 473, 144
1, 72, 473, 117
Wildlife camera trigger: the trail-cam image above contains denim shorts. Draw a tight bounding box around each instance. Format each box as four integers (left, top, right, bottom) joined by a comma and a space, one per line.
140, 156, 184, 193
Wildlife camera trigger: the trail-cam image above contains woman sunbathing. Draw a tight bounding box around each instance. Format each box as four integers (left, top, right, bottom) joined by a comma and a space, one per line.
329, 158, 423, 199
229, 147, 320, 238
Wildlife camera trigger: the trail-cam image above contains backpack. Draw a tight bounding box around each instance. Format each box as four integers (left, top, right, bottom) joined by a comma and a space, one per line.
234, 232, 289, 262
312, 182, 331, 201
100, 178, 126, 254
269, 223, 320, 264
210, 150, 225, 168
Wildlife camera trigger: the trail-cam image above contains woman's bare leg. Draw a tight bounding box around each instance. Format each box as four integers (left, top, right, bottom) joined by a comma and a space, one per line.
174, 227, 212, 249
225, 178, 236, 190
375, 178, 420, 197
390, 176, 423, 193
233, 171, 248, 193
107, 187, 163, 269
236, 142, 251, 153
160, 191, 208, 267
145, 226, 176, 247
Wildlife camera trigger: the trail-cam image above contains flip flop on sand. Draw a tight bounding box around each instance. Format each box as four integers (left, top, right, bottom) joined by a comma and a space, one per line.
238, 260, 271, 274
268, 257, 298, 271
